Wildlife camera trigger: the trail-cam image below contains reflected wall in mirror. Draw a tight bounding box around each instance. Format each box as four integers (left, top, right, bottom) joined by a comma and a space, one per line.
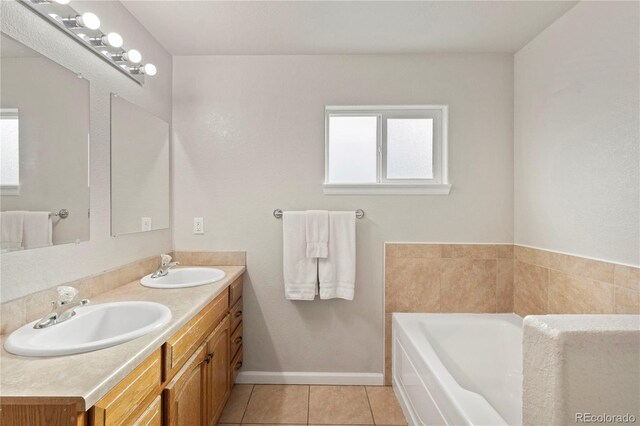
111, 94, 170, 236
0, 33, 90, 252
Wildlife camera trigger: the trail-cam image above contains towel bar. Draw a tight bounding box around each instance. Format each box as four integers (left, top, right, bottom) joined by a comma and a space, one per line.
50, 209, 69, 219
273, 209, 364, 219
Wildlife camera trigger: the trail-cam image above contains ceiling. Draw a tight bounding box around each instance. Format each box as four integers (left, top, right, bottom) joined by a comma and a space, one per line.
122, 0, 577, 56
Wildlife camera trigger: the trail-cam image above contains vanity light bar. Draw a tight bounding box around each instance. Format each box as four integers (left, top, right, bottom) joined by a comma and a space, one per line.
19, 0, 157, 86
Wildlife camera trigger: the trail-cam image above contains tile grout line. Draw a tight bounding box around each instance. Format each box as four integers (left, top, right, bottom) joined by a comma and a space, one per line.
239, 384, 255, 425
363, 385, 375, 425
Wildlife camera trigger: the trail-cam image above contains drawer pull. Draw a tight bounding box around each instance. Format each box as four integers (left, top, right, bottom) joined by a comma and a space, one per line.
234, 336, 243, 344
234, 310, 243, 317
234, 361, 243, 371
205, 352, 214, 364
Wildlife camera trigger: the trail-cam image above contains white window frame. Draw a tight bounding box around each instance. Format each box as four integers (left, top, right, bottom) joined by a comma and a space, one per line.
0, 108, 20, 196
323, 105, 450, 195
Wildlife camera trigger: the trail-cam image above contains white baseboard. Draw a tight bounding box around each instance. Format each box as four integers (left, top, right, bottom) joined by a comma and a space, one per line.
236, 371, 384, 386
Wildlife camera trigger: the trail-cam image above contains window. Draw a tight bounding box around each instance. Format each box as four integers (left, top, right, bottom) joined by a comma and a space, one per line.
0, 108, 20, 195
324, 106, 449, 195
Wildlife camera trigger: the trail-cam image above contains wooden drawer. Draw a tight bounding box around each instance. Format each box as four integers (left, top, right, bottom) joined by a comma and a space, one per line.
164, 291, 228, 379
229, 276, 243, 308
130, 396, 161, 426
91, 349, 162, 426
230, 346, 243, 383
230, 297, 243, 333
230, 321, 243, 360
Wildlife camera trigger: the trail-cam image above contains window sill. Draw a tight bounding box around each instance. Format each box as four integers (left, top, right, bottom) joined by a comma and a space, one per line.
322, 183, 451, 195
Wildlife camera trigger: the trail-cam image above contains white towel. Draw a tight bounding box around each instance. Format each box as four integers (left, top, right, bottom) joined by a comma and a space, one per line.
305, 210, 328, 258
0, 211, 24, 251
283, 211, 317, 300
22, 211, 52, 249
319, 211, 356, 300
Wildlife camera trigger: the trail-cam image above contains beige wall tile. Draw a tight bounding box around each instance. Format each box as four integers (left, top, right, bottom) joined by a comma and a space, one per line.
514, 246, 552, 268
384, 314, 392, 386
548, 271, 615, 314
514, 260, 548, 316
496, 259, 514, 313
440, 259, 497, 313
614, 265, 640, 291
0, 298, 25, 335
309, 386, 373, 425
548, 253, 615, 284
385, 257, 440, 313
614, 287, 640, 314
441, 244, 498, 259
496, 245, 514, 259
242, 385, 309, 424
366, 386, 408, 425
385, 244, 441, 259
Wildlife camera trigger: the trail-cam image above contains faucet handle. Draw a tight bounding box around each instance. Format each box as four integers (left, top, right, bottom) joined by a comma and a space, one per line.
56, 286, 78, 303
160, 253, 172, 266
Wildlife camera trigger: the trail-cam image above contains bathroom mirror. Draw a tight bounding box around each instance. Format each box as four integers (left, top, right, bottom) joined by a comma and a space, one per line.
0, 33, 90, 252
110, 94, 170, 236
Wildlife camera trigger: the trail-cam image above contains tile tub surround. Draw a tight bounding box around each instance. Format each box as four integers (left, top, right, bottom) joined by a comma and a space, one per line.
384, 243, 514, 384
514, 246, 640, 316
383, 243, 640, 384
0, 251, 247, 336
0, 265, 245, 409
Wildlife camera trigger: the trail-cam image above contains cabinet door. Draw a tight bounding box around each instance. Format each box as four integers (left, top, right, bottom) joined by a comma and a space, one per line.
164, 343, 207, 426
206, 315, 231, 426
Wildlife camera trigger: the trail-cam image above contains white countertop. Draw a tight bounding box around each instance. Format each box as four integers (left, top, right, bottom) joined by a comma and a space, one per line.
0, 265, 245, 410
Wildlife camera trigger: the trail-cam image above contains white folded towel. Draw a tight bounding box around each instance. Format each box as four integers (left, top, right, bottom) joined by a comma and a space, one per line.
283, 211, 317, 300
305, 210, 329, 258
0, 211, 24, 252
319, 211, 356, 300
22, 211, 52, 249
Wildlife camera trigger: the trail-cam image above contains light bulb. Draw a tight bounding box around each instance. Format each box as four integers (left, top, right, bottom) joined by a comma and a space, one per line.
53, 0, 70, 4
125, 49, 142, 64
104, 32, 123, 48
143, 63, 157, 76
76, 12, 100, 30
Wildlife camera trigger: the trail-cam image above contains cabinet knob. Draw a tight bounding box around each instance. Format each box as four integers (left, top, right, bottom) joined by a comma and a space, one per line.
205, 352, 214, 364
234, 361, 243, 371
234, 336, 243, 344
235, 310, 243, 317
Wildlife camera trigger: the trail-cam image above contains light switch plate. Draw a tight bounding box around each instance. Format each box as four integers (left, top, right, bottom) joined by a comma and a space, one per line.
141, 217, 152, 232
193, 217, 204, 234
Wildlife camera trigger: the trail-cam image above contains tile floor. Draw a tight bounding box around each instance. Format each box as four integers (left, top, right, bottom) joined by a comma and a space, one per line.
218, 384, 408, 425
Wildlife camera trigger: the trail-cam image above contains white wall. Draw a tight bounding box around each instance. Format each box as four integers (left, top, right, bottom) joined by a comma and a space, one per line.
1, 56, 90, 246
173, 54, 514, 375
0, 0, 173, 303
514, 1, 640, 266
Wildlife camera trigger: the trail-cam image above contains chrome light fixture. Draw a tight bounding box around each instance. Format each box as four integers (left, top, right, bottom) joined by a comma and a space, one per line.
19, 0, 157, 85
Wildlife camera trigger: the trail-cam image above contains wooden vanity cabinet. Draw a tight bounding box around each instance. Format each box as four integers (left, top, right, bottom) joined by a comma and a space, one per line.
163, 343, 208, 426
1, 274, 244, 426
204, 315, 231, 426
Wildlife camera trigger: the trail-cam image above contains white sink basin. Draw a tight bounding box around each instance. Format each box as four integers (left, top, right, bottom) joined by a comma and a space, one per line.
4, 301, 171, 357
140, 267, 226, 289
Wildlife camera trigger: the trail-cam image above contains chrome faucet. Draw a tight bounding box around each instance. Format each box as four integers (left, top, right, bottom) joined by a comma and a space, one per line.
150, 254, 179, 279
34, 286, 90, 329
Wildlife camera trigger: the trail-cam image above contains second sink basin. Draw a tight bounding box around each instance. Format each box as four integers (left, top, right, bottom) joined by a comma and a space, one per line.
140, 267, 226, 289
4, 301, 172, 357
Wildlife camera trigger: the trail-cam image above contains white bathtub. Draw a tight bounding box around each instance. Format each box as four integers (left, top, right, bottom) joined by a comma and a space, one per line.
392, 313, 523, 426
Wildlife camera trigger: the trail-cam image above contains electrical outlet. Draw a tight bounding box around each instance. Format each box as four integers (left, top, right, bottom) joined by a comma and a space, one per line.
141, 217, 152, 232
193, 217, 204, 234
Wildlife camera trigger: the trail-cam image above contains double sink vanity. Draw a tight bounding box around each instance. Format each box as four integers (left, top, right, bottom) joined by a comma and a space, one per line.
0, 260, 245, 426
